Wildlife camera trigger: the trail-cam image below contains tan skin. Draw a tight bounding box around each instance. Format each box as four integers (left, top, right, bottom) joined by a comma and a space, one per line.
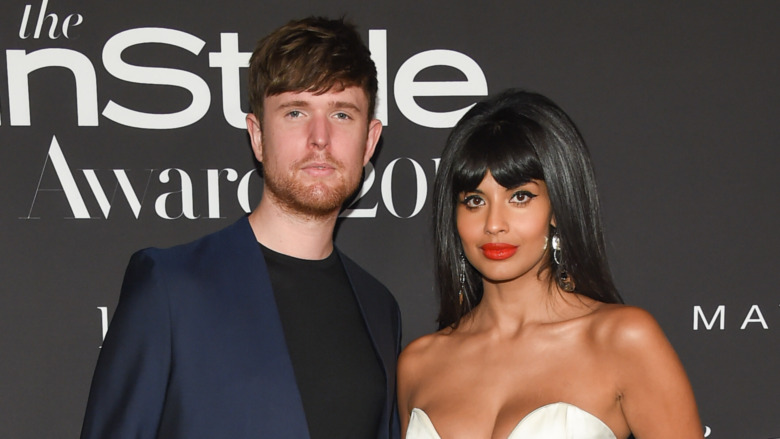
244, 87, 382, 260
397, 173, 702, 438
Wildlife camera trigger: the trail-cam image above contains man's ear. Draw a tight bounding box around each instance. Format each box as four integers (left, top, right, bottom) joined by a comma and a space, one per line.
363, 118, 383, 165
246, 113, 263, 163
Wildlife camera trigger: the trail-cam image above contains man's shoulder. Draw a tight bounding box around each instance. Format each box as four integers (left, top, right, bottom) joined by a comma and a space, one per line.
131, 216, 254, 269
337, 250, 398, 309
338, 251, 389, 290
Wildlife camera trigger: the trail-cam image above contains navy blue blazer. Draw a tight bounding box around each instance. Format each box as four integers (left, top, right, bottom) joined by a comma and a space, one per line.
81, 217, 402, 439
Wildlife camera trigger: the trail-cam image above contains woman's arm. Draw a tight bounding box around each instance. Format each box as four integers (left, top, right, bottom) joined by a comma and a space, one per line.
397, 343, 419, 438
397, 334, 436, 439
612, 306, 703, 438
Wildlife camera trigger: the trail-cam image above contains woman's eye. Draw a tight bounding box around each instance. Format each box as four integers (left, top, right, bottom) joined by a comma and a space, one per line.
510, 191, 536, 204
461, 195, 484, 208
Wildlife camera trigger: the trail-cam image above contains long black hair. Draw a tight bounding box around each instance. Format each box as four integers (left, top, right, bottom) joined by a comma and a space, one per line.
433, 89, 622, 329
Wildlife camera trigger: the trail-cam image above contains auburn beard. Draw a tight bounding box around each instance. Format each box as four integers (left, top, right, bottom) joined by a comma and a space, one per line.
262, 154, 362, 219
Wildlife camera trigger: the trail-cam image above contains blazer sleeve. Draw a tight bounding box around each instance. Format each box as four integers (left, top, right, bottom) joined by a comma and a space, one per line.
80, 250, 172, 439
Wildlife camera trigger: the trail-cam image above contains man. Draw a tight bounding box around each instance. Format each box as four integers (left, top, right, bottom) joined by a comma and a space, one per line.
81, 17, 401, 439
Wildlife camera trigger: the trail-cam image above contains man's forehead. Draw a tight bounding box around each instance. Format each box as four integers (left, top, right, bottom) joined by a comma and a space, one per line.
266, 87, 368, 108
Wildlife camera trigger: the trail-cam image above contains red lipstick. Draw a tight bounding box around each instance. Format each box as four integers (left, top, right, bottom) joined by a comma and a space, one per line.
480, 243, 518, 260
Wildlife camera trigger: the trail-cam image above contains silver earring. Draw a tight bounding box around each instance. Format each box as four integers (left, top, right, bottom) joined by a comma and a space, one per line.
458, 253, 466, 305
552, 233, 562, 265
551, 233, 575, 292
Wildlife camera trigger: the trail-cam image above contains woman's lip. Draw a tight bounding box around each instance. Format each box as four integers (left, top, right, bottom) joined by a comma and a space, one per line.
480, 243, 518, 260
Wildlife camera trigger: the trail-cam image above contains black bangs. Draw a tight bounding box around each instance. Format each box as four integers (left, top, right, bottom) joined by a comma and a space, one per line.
451, 110, 545, 195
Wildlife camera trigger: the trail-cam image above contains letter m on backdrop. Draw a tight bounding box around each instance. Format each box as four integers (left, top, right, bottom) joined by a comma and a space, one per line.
693, 305, 725, 330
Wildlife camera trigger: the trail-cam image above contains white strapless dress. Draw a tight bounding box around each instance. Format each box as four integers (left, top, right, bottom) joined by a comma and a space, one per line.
406, 402, 617, 439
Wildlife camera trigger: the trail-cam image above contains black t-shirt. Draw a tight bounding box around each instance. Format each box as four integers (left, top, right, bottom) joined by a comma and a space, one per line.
260, 244, 385, 439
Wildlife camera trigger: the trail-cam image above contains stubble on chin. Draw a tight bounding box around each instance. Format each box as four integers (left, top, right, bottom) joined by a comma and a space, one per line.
263, 159, 362, 220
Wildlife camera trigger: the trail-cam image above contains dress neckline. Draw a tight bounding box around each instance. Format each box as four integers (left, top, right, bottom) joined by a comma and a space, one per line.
409, 402, 617, 439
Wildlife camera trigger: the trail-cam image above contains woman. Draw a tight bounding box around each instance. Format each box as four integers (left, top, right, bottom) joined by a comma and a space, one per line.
398, 90, 701, 439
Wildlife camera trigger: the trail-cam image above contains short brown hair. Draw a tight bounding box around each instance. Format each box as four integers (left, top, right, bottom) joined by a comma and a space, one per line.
248, 16, 378, 121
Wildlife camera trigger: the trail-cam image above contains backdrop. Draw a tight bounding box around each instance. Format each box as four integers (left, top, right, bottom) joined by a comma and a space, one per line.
1, 1, 777, 437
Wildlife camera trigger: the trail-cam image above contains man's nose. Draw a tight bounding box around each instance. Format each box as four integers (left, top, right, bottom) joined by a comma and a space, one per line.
308, 114, 331, 149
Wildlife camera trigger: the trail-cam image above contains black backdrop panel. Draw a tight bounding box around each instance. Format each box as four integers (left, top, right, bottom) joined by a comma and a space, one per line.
1, 1, 778, 437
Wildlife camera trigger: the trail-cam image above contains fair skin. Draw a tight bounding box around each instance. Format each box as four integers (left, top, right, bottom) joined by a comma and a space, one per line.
398, 172, 702, 438
245, 86, 382, 260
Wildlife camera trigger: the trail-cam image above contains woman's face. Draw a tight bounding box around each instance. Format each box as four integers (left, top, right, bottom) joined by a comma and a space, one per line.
456, 171, 554, 285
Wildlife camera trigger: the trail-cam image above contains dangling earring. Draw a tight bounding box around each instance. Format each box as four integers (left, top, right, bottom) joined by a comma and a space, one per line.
551, 233, 562, 265
458, 253, 466, 305
559, 271, 575, 292
551, 232, 575, 292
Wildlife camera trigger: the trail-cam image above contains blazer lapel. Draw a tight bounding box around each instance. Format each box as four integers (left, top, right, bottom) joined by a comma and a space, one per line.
339, 251, 401, 439
225, 217, 311, 439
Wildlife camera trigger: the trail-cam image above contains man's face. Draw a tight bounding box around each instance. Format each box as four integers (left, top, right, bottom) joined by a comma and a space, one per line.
246, 87, 382, 218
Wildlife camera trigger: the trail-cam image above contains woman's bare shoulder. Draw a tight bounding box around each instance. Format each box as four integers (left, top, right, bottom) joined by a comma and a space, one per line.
397, 329, 455, 410
400, 329, 451, 365
587, 306, 702, 436
401, 328, 463, 379
584, 304, 677, 368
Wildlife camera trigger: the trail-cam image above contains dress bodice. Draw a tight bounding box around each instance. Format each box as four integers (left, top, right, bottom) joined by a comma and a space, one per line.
405, 402, 617, 439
